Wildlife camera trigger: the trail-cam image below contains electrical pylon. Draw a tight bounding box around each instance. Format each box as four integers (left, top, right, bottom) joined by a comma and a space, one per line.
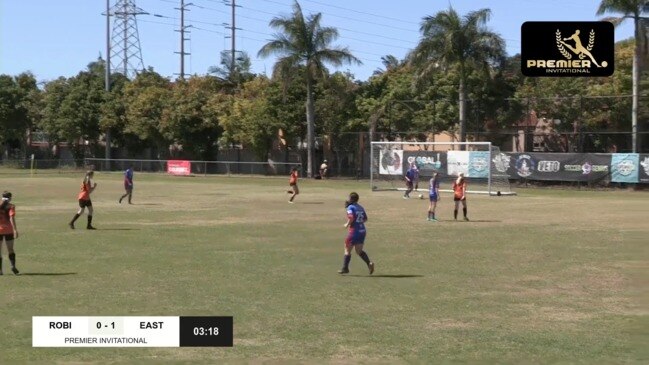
109, 0, 148, 78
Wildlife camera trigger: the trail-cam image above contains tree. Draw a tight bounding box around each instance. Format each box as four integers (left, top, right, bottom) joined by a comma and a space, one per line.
597, 0, 649, 152
0, 72, 40, 157
258, 0, 361, 177
409, 7, 505, 145
208, 50, 255, 85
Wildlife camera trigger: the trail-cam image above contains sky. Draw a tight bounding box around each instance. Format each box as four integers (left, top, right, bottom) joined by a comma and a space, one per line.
0, 0, 636, 83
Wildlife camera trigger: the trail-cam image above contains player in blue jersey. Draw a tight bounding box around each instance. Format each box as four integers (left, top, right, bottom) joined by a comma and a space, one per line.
427, 172, 441, 221
339, 192, 374, 275
119, 165, 134, 204
403, 163, 418, 199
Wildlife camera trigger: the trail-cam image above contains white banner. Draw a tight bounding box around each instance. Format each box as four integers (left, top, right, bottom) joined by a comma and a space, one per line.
379, 149, 403, 175
447, 151, 469, 177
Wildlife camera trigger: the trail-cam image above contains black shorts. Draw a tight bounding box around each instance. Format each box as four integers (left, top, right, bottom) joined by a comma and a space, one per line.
78, 199, 92, 208
454, 196, 465, 202
406, 181, 413, 188
0, 233, 14, 241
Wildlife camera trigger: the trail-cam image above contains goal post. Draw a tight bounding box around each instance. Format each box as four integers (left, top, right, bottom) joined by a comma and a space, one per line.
370, 141, 515, 196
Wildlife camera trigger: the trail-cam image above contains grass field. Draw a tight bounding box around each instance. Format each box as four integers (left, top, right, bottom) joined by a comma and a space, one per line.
0, 170, 647, 364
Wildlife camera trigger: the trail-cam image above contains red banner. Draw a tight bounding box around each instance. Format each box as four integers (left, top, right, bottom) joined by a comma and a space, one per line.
167, 160, 191, 176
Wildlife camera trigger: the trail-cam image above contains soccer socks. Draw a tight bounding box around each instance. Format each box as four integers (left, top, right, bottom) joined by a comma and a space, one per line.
8, 253, 15, 268
343, 254, 351, 270
87, 215, 93, 228
454, 210, 458, 220
70, 213, 80, 224
463, 207, 468, 218
359, 251, 371, 265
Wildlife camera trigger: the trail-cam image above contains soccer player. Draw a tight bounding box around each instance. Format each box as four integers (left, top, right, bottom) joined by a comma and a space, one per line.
452, 173, 469, 221
0, 191, 20, 275
287, 166, 299, 203
319, 160, 328, 179
339, 192, 374, 275
119, 165, 134, 204
403, 163, 417, 199
69, 170, 97, 229
427, 172, 441, 221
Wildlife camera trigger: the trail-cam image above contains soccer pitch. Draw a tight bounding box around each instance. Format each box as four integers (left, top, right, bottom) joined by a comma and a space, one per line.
0, 171, 647, 363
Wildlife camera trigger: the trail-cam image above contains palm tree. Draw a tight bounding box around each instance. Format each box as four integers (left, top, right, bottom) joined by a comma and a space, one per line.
258, 0, 361, 177
208, 50, 254, 85
597, 0, 648, 153
409, 7, 504, 145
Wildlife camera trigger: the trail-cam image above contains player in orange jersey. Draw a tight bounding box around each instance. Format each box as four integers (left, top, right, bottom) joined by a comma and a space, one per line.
69, 170, 98, 229
287, 166, 300, 203
0, 191, 20, 275
452, 173, 469, 221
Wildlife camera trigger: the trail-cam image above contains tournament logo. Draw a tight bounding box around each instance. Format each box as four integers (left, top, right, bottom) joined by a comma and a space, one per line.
471, 157, 488, 172
522, 21, 614, 77
515, 154, 535, 177
616, 159, 636, 176
641, 157, 649, 175
492, 153, 511, 173
537, 160, 560, 172
582, 161, 592, 175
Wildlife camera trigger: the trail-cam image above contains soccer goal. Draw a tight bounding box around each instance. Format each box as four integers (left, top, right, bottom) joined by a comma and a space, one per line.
370, 141, 515, 196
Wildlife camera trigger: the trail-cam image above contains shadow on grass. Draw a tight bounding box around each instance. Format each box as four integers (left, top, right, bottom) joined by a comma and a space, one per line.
129, 203, 162, 206
299, 201, 325, 205
95, 228, 139, 231
446, 220, 501, 223
346, 274, 423, 278
20, 272, 77, 276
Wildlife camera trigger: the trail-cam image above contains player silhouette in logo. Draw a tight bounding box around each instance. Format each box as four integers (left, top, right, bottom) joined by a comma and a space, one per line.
560, 29, 601, 67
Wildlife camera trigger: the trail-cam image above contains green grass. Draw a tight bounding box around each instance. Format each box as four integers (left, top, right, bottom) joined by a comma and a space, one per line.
0, 171, 647, 364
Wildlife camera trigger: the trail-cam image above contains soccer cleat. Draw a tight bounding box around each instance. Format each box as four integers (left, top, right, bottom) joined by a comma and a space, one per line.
338, 268, 349, 274
431, 218, 439, 222
464, 217, 469, 221
69, 222, 75, 229
288, 200, 294, 204
11, 267, 20, 275
87, 226, 97, 230
368, 262, 374, 275
119, 197, 123, 204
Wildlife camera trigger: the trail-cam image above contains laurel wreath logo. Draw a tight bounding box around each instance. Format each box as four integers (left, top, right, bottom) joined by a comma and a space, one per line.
556, 29, 572, 59
579, 29, 596, 59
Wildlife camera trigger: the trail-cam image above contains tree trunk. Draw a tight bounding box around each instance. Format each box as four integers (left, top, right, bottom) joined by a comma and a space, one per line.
458, 75, 467, 148
305, 73, 315, 178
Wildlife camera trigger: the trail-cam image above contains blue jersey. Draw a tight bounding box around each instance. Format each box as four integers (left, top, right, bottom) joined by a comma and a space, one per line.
346, 203, 367, 232
124, 168, 133, 186
429, 178, 439, 195
405, 168, 416, 181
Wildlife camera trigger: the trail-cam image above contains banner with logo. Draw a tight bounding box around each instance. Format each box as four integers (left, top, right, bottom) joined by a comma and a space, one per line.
611, 153, 639, 183
498, 152, 611, 182
468, 151, 490, 178
403, 151, 445, 177
447, 151, 469, 177
640, 154, 649, 183
560, 153, 610, 182
167, 160, 191, 176
379, 149, 403, 175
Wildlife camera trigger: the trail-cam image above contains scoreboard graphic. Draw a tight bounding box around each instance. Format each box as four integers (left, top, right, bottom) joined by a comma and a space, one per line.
32, 316, 233, 347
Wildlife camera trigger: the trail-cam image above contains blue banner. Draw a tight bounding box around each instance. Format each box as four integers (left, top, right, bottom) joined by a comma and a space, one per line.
611, 153, 639, 183
468, 151, 490, 178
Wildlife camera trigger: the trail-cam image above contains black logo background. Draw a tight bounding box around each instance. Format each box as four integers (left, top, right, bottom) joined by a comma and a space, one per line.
521, 21, 614, 77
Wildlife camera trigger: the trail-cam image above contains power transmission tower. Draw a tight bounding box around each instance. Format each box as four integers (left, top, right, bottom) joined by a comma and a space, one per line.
223, 0, 241, 82
109, 0, 148, 78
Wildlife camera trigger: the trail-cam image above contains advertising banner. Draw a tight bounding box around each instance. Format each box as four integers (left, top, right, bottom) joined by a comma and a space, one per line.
167, 160, 191, 176
468, 151, 490, 178
403, 151, 445, 177
378, 149, 403, 175
611, 153, 639, 183
447, 151, 469, 177
640, 154, 649, 183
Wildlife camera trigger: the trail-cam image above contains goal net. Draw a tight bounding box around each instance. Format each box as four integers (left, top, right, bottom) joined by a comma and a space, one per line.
370, 141, 515, 196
